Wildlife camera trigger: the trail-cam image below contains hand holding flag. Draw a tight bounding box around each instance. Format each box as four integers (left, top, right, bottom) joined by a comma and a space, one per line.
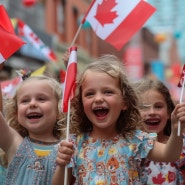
177, 64, 185, 136
0, 5, 25, 63
61, 46, 77, 185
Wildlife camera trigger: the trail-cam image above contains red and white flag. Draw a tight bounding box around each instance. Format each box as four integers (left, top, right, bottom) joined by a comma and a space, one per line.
178, 65, 185, 87
17, 19, 57, 62
61, 46, 77, 112
1, 77, 22, 98
0, 5, 25, 63
83, 0, 156, 50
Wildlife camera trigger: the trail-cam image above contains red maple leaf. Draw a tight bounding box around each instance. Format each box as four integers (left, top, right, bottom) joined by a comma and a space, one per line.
152, 173, 166, 184
94, 0, 118, 27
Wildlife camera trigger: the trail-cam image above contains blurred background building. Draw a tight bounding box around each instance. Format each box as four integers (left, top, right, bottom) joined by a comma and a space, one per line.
0, 0, 184, 100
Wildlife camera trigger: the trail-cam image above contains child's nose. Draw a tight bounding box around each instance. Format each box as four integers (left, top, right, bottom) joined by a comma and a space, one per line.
29, 99, 37, 108
95, 93, 104, 102
148, 106, 155, 114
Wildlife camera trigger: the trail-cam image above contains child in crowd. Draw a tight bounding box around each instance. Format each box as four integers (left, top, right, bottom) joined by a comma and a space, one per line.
52, 55, 185, 185
0, 75, 65, 185
134, 78, 184, 184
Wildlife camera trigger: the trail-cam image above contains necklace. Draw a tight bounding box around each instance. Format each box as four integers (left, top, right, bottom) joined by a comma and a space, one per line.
28, 137, 59, 145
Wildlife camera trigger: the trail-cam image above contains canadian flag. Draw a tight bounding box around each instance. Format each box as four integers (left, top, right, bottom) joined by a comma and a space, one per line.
17, 19, 57, 62
61, 46, 77, 112
83, 0, 156, 50
0, 5, 25, 63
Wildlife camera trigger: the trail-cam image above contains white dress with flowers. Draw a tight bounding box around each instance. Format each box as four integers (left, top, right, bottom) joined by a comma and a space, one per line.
68, 130, 157, 185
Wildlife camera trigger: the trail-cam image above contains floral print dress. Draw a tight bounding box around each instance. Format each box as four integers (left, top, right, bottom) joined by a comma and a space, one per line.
68, 130, 157, 185
140, 134, 185, 185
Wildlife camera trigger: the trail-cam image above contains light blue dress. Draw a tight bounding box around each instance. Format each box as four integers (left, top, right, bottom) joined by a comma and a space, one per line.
68, 130, 157, 185
0, 165, 6, 185
5, 137, 58, 185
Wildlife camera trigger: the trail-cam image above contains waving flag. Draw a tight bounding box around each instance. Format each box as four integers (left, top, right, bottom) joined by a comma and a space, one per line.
31, 65, 46, 76
0, 5, 25, 63
1, 77, 22, 98
17, 19, 57, 62
61, 46, 77, 112
178, 65, 185, 87
83, 0, 156, 50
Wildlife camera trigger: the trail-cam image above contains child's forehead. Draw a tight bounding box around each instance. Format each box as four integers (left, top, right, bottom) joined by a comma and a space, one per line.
22, 78, 49, 85
17, 79, 53, 93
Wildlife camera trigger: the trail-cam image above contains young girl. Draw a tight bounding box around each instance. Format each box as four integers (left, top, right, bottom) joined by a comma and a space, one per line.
0, 75, 65, 185
134, 78, 184, 184
52, 55, 185, 185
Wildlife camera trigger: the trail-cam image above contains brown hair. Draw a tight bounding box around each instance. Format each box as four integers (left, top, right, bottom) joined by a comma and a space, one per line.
133, 78, 175, 136
69, 54, 143, 138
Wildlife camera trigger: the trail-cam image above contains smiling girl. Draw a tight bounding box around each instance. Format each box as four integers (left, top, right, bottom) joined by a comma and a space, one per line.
134, 79, 184, 184
0, 75, 65, 185
52, 55, 185, 185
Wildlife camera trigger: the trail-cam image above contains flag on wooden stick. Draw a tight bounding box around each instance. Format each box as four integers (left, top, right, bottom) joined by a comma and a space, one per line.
177, 64, 185, 136
61, 46, 77, 112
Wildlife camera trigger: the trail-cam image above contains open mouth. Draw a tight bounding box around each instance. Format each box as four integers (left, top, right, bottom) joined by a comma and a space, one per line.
93, 107, 109, 117
27, 113, 43, 119
145, 119, 160, 126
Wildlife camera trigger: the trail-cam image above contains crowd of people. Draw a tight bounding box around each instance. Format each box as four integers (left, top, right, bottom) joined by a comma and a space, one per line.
0, 54, 185, 185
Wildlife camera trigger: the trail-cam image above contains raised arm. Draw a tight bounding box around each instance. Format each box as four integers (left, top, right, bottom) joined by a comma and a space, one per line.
0, 63, 4, 112
148, 102, 185, 162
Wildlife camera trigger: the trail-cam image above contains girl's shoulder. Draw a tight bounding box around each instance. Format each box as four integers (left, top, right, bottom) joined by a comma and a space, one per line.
132, 130, 157, 142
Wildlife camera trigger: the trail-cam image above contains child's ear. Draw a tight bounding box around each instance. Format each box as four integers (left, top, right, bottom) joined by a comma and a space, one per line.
122, 104, 127, 111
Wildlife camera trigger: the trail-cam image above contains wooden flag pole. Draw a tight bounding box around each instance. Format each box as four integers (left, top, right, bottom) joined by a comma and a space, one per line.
70, 23, 83, 47
64, 100, 71, 185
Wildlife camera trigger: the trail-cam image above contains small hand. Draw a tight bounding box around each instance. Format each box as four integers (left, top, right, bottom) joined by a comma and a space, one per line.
62, 51, 70, 68
171, 102, 185, 133
56, 140, 74, 166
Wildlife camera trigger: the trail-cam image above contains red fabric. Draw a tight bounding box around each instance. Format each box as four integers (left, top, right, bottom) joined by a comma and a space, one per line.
178, 64, 185, 87
61, 46, 77, 112
84, 0, 156, 50
0, 5, 25, 63
106, 1, 156, 50
22, 0, 37, 7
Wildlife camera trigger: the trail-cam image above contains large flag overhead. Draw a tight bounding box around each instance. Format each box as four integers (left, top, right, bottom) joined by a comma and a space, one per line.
17, 19, 57, 62
83, 0, 156, 50
61, 46, 77, 112
0, 5, 25, 63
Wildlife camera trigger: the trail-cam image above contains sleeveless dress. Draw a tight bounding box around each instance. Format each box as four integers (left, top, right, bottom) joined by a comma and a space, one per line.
5, 137, 58, 185
68, 130, 157, 185
0, 165, 6, 185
